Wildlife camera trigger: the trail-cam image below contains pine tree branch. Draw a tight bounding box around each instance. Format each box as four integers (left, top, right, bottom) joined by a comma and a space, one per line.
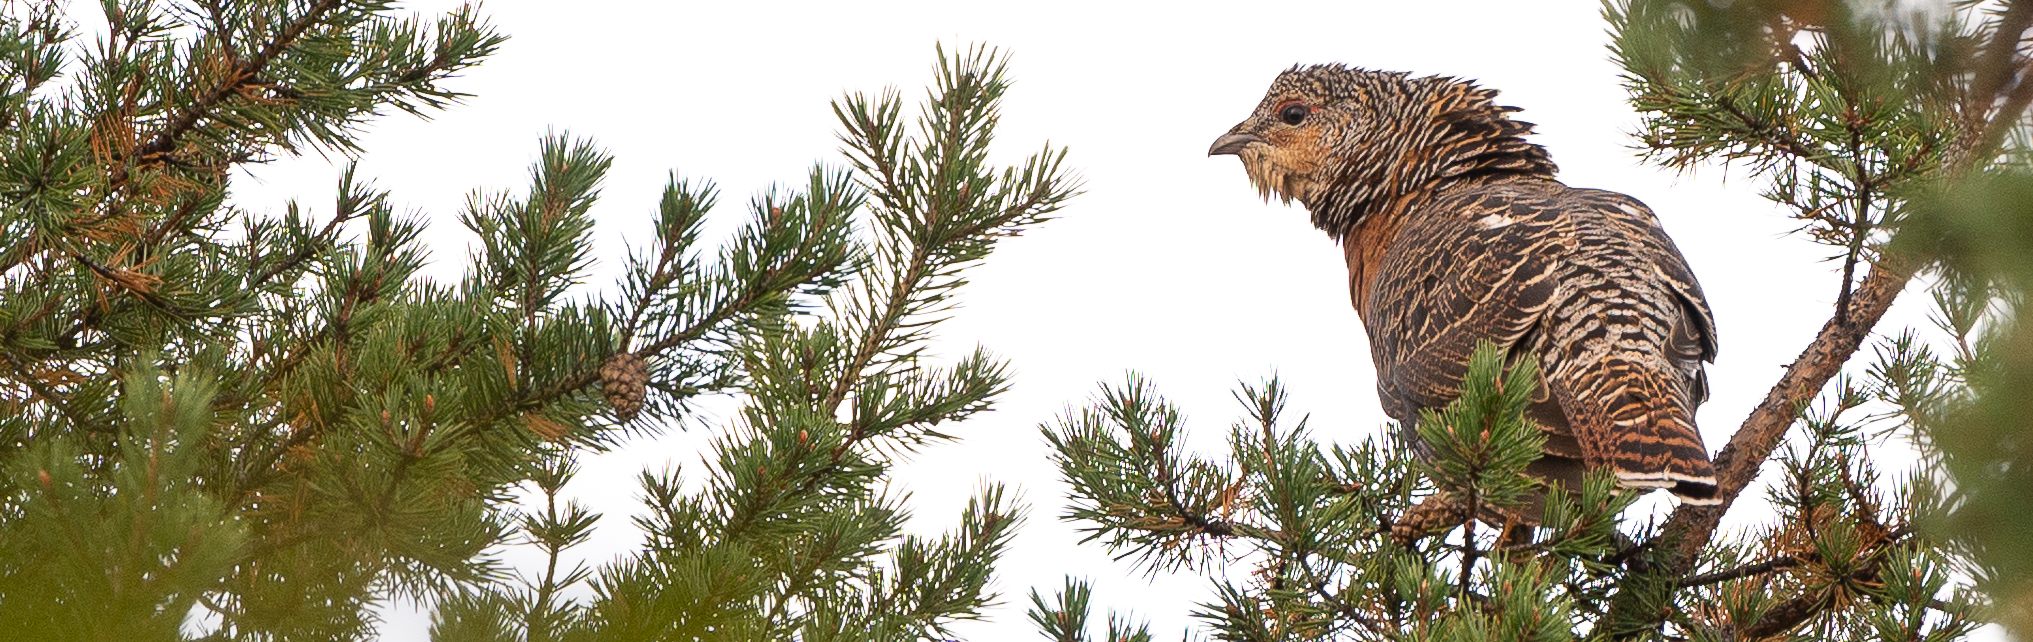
246, 197, 369, 291
627, 292, 747, 358
1711, 93, 1821, 162
614, 229, 690, 348
0, 349, 87, 427
628, 189, 849, 362
1734, 527, 1916, 641
225, 273, 389, 507
1957, 2, 2033, 168
1968, 2, 2033, 125
1772, 18, 1820, 82
199, 0, 239, 68
1301, 566, 1397, 639
1682, 523, 1912, 593
532, 281, 757, 405
820, 183, 1064, 454
1150, 415, 1237, 542
1740, 587, 1838, 639
1975, 60, 2033, 166
0, 2, 67, 130
64, 247, 178, 313
1676, 555, 1799, 589
1614, 255, 1912, 595
818, 57, 1068, 445
822, 217, 934, 435
528, 481, 567, 642
1834, 97, 1878, 323
112, 0, 347, 188
47, 170, 365, 370
470, 243, 822, 430
819, 93, 957, 435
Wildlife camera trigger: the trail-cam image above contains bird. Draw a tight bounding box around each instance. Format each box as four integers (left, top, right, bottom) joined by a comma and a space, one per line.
1208, 64, 1721, 528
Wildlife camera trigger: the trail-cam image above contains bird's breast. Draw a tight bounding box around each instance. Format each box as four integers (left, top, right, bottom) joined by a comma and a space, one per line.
1338, 207, 1412, 322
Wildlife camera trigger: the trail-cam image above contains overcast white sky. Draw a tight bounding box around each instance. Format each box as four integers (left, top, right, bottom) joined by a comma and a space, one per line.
218, 0, 1956, 639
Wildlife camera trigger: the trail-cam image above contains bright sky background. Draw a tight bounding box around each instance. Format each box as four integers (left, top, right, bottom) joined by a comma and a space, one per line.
219, 0, 1958, 639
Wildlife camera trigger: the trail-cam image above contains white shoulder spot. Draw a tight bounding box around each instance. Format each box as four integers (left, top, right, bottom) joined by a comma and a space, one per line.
1476, 213, 1516, 230
1615, 202, 1645, 216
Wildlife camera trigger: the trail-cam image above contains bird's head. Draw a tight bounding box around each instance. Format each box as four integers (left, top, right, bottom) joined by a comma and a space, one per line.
1209, 65, 1556, 236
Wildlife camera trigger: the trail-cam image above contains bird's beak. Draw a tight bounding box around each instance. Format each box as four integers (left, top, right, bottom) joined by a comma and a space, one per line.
1208, 132, 1263, 157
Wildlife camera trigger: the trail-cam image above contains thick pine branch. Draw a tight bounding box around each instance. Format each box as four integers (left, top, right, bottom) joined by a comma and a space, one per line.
1963, 2, 2033, 136
1653, 252, 1913, 569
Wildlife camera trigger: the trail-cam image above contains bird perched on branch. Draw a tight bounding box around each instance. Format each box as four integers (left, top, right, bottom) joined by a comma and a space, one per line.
1209, 65, 1720, 527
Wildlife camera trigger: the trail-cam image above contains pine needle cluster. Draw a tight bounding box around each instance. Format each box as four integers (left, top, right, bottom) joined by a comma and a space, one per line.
1042, 345, 1638, 641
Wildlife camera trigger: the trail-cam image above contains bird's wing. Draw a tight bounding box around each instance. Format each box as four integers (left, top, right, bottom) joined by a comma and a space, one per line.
1541, 189, 1719, 502
1589, 190, 1718, 402
1367, 186, 1563, 423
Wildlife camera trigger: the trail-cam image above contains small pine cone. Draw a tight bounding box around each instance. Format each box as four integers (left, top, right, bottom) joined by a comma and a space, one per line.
600, 352, 649, 422
1390, 491, 1468, 545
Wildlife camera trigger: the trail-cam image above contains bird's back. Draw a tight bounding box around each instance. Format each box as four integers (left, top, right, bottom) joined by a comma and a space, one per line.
1358, 177, 1720, 504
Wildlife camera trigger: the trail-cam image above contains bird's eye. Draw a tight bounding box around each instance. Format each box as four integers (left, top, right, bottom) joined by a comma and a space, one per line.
1278, 102, 1310, 125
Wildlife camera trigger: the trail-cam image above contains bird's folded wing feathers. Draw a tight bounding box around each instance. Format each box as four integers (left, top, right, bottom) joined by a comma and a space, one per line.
1371, 195, 1563, 416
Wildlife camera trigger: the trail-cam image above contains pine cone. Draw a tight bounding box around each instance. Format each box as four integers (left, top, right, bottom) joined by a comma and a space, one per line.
600, 352, 648, 422
1391, 491, 1468, 545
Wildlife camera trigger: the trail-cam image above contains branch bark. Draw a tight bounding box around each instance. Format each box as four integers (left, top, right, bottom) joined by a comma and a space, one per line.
1678, 555, 1799, 589
1664, 255, 1914, 566
1604, 253, 1915, 635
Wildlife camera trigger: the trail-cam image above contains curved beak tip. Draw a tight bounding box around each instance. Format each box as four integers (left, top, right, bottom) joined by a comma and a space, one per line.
1208, 132, 1262, 157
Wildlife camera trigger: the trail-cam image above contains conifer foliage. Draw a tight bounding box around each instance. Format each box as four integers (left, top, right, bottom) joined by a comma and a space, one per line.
0, 0, 1076, 638
1041, 1, 2033, 640
443, 46, 1080, 642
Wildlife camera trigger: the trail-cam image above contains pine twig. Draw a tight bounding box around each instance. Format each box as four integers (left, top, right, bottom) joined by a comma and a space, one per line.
1834, 97, 1878, 324
1677, 555, 1799, 589
1740, 589, 1838, 639
1712, 94, 1821, 162
1459, 489, 1480, 600
113, 0, 348, 187
1733, 525, 1913, 641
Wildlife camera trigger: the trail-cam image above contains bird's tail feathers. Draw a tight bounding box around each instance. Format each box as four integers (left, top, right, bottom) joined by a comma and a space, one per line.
1604, 396, 1718, 505
1616, 470, 1721, 505
1559, 358, 1719, 505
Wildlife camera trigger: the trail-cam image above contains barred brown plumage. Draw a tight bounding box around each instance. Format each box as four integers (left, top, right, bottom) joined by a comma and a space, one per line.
1210, 64, 1721, 515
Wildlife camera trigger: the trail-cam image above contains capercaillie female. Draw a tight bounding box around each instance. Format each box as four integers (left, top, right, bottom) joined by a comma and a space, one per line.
1209, 65, 1721, 527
